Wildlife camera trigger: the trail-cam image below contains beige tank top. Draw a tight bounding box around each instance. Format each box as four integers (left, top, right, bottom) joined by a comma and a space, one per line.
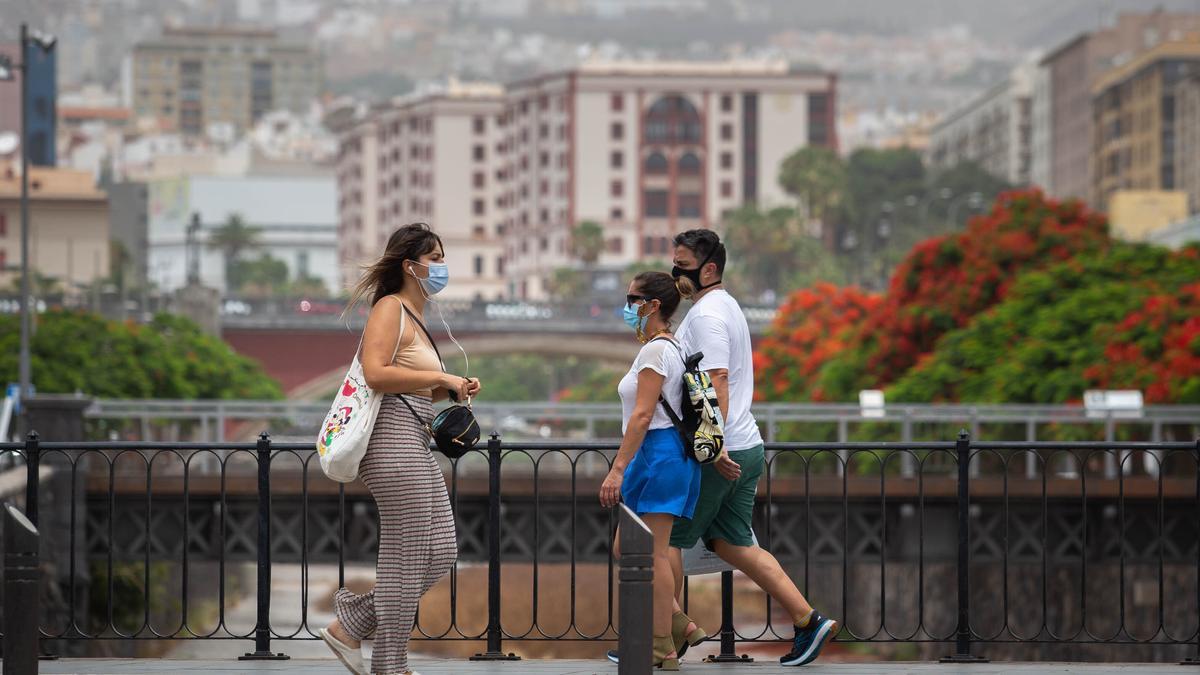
387, 296, 443, 397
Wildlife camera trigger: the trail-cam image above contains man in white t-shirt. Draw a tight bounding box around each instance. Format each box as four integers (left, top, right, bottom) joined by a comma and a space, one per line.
667, 229, 838, 667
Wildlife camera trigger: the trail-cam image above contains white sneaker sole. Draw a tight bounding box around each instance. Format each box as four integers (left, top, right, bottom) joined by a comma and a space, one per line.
780, 619, 838, 666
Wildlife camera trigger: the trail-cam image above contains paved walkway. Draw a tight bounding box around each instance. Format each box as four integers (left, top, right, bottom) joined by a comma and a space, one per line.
23, 659, 1197, 674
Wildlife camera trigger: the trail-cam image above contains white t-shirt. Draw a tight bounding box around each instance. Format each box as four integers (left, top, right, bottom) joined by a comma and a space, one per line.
618, 338, 686, 434
677, 289, 764, 451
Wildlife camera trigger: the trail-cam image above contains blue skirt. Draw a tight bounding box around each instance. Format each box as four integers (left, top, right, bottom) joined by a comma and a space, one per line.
621, 428, 701, 519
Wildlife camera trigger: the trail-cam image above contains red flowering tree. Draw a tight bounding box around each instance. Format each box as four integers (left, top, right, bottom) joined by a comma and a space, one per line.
811, 188, 1110, 401
1086, 273, 1200, 404
754, 283, 881, 401
886, 243, 1200, 404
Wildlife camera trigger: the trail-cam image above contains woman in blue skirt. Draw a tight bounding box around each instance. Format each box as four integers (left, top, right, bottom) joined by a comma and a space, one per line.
599, 271, 701, 670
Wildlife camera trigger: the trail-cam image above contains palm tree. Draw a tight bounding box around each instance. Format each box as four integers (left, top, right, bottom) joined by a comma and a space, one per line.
570, 221, 606, 268
207, 213, 260, 292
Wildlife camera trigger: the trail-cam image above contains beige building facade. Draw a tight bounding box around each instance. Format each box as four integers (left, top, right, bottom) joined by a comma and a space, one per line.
128, 27, 322, 136
1091, 41, 1200, 211
0, 165, 110, 291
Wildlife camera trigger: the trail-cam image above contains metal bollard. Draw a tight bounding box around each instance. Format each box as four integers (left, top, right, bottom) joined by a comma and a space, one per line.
617, 504, 653, 675
4, 504, 40, 675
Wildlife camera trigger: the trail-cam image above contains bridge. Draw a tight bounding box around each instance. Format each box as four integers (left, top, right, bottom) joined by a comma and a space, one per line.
218, 298, 778, 398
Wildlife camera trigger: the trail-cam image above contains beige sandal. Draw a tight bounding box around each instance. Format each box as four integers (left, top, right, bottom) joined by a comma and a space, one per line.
319, 627, 366, 675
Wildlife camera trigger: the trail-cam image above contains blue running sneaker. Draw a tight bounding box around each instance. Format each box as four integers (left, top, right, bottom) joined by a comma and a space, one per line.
780, 611, 839, 666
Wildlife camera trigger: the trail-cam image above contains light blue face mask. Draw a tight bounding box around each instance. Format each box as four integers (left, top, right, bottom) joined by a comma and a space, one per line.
622, 302, 646, 333
410, 261, 449, 295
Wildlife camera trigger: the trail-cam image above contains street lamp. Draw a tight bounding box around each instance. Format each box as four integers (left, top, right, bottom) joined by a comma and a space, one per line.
0, 24, 58, 410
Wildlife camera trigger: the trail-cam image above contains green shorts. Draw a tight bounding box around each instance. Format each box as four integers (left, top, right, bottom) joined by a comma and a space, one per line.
669, 444, 764, 550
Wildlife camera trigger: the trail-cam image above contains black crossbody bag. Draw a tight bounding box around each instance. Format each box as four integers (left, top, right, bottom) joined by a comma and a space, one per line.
395, 305, 480, 459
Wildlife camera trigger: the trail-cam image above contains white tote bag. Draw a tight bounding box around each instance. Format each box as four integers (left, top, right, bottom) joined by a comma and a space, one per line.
317, 305, 405, 482
681, 529, 761, 576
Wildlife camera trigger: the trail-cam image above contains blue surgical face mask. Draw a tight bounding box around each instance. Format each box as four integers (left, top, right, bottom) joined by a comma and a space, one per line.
622, 302, 644, 331
410, 261, 449, 295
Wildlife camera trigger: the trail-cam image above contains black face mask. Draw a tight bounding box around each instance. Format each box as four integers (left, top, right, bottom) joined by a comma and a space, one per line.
671, 245, 721, 293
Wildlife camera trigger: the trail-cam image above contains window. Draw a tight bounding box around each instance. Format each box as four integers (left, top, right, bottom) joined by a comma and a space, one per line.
608, 237, 623, 254
540, 151, 549, 167
645, 152, 669, 175
0, 212, 7, 237
721, 94, 733, 112
610, 207, 624, 221
611, 180, 623, 197
474, 255, 484, 277
0, 250, 5, 269
720, 152, 733, 169
473, 199, 485, 216
473, 116, 486, 134
678, 193, 702, 218
721, 123, 733, 141
473, 172, 485, 189
497, 256, 505, 276
611, 151, 623, 169
539, 123, 549, 139
645, 189, 669, 217
645, 94, 701, 143
611, 122, 624, 140
720, 180, 733, 198
473, 225, 486, 238
678, 152, 701, 175
611, 93, 624, 112
473, 145, 486, 161
540, 236, 548, 251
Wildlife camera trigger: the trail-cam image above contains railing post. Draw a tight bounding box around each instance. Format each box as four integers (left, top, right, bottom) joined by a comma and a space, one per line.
616, 504, 653, 675
23, 430, 39, 527
241, 432, 288, 661
705, 571, 753, 663
941, 430, 987, 664
1183, 438, 1200, 666
4, 504, 39, 675
472, 433, 520, 661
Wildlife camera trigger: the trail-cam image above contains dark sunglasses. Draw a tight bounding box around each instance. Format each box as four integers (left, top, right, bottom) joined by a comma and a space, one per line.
626, 294, 653, 305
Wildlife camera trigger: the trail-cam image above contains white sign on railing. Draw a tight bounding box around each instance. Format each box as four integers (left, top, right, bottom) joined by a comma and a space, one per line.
859, 389, 885, 419
1083, 390, 1144, 419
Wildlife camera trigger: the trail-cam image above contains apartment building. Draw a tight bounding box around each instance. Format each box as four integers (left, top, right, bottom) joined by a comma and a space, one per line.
336, 82, 508, 299
1091, 41, 1200, 212
1038, 11, 1200, 202
927, 62, 1034, 186
337, 61, 837, 301
128, 27, 322, 136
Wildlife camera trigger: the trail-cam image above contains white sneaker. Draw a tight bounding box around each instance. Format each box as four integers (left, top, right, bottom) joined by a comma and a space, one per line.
319, 627, 367, 675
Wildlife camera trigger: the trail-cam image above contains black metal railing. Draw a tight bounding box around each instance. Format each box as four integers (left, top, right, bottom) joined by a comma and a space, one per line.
1, 432, 1198, 663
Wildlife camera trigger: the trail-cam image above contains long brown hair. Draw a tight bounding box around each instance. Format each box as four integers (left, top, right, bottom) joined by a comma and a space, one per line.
344, 222, 443, 317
